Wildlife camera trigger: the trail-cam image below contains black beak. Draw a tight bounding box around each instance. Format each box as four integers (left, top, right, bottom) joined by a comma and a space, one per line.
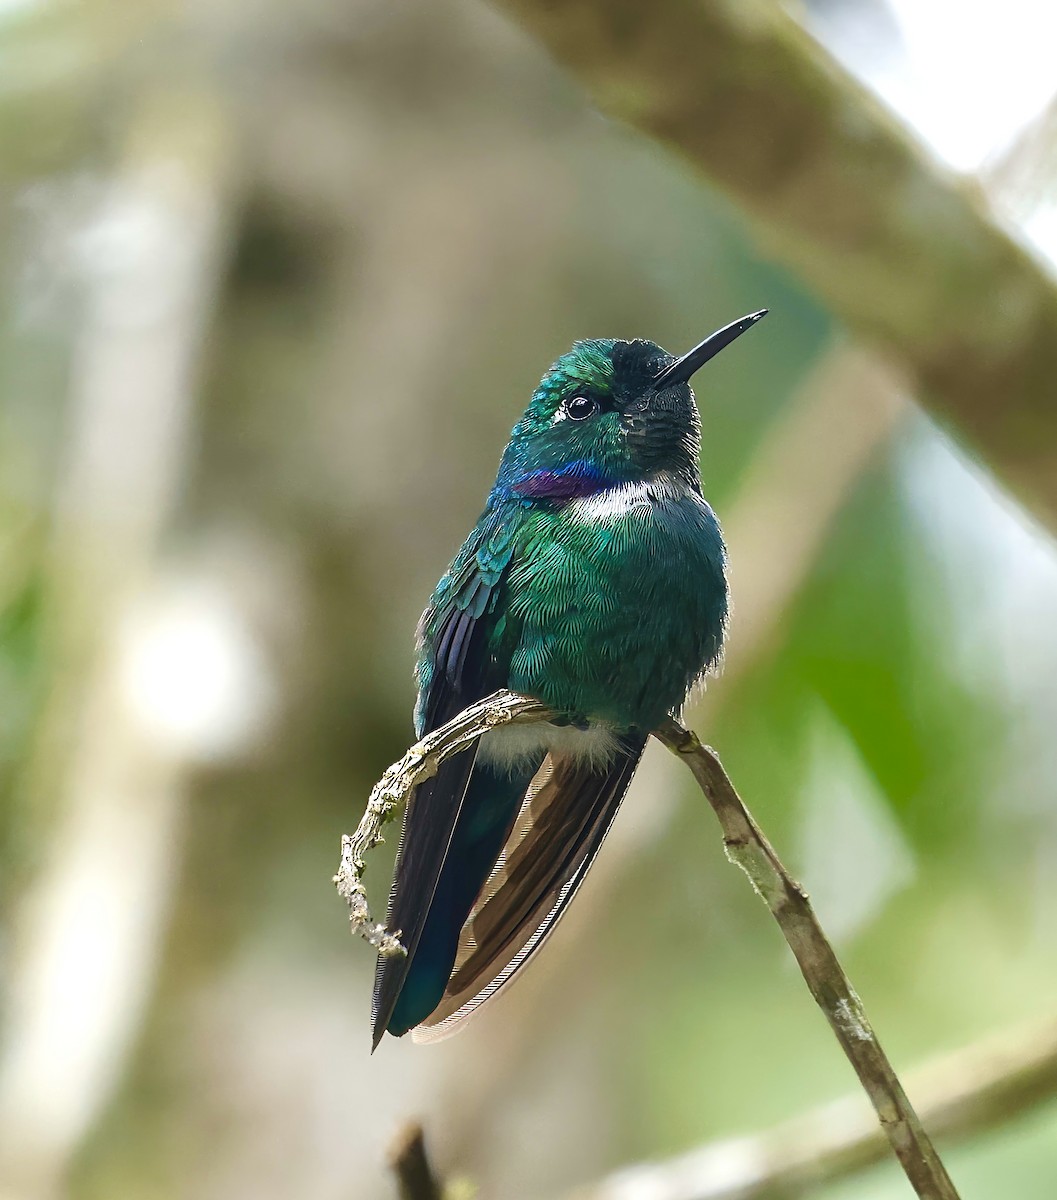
653, 309, 768, 389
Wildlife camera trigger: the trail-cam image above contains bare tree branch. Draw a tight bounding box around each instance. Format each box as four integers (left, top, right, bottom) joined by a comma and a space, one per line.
484, 0, 1057, 531
338, 694, 958, 1199
387, 1122, 444, 1200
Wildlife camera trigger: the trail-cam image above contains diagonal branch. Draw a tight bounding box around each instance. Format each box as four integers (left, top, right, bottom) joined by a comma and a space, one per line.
650, 719, 958, 1200
337, 693, 959, 1199
485, 0, 1057, 532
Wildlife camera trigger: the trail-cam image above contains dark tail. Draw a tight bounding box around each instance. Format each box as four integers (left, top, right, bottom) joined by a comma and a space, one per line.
374, 755, 541, 1043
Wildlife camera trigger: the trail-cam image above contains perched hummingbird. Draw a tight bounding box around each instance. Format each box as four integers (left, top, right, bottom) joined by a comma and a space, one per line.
373, 310, 767, 1046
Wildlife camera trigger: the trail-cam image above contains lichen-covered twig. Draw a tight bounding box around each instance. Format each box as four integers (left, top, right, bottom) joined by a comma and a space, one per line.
333, 691, 550, 955
341, 693, 957, 1199
650, 718, 959, 1200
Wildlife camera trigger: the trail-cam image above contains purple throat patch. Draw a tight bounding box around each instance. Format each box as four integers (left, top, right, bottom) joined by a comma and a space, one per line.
511, 466, 612, 501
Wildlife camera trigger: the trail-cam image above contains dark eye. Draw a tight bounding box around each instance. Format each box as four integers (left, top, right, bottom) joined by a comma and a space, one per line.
564, 394, 598, 421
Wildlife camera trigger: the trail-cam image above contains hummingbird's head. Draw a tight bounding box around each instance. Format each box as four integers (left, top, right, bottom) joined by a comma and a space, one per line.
495, 311, 766, 500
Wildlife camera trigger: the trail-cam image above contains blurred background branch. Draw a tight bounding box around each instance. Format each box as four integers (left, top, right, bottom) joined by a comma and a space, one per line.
0, 80, 237, 1196
575, 1011, 1057, 1200
486, 0, 1057, 530
388, 1122, 444, 1200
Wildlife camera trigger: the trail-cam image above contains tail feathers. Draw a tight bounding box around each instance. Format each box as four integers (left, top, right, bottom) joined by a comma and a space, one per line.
413, 732, 647, 1042
372, 747, 479, 1047
383, 757, 543, 1039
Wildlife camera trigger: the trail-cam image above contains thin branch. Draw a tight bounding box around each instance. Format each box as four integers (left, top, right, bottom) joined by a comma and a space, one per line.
387, 1122, 443, 1200
339, 694, 957, 1200
576, 1011, 1057, 1199
650, 719, 958, 1200
485, 0, 1057, 532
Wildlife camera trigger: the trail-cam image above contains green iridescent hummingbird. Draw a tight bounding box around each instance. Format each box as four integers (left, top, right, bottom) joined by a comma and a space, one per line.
373, 309, 767, 1046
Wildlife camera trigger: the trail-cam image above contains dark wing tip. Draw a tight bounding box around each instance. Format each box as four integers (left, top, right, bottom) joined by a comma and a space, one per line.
371, 982, 386, 1051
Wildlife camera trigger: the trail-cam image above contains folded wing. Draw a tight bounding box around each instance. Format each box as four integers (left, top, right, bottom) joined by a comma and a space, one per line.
371, 513, 516, 1046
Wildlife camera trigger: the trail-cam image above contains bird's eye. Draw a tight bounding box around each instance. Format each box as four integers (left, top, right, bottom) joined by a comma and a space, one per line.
564, 394, 598, 421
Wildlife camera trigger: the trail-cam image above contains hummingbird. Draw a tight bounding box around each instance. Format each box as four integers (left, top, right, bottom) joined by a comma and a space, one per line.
372, 310, 767, 1046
